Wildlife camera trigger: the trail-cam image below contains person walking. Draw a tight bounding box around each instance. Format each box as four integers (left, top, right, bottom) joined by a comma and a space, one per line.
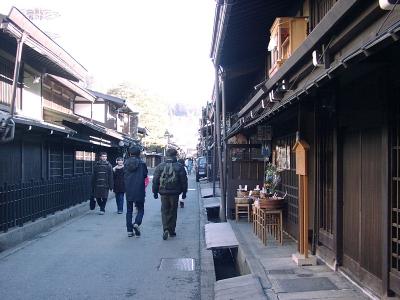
124, 145, 148, 237
152, 149, 188, 240
92, 152, 113, 215
113, 157, 125, 214
178, 158, 186, 208
186, 158, 193, 175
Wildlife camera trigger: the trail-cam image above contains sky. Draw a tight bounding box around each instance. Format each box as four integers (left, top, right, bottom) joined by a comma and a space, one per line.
0, 0, 216, 149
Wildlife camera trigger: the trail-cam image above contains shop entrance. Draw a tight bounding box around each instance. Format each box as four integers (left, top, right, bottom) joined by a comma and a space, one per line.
226, 144, 264, 219
341, 127, 383, 294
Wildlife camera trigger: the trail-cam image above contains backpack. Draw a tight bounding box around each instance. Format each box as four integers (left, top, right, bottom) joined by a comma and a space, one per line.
159, 163, 178, 190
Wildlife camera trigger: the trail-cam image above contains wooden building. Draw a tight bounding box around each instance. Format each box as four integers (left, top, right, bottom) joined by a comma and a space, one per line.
208, 0, 400, 297
0, 7, 139, 232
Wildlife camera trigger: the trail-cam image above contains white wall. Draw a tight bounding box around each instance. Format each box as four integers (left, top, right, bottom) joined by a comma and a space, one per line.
21, 70, 42, 120
74, 103, 92, 119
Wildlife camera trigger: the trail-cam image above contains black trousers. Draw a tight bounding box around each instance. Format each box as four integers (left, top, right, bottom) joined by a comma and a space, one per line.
161, 195, 179, 233
96, 197, 108, 212
126, 201, 144, 232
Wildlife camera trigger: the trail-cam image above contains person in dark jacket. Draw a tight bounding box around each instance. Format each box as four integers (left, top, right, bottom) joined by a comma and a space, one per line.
113, 157, 125, 214
178, 158, 186, 208
92, 152, 114, 215
124, 145, 148, 237
152, 148, 188, 240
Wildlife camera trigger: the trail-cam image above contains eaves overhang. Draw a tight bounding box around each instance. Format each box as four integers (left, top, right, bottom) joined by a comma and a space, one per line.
237, 0, 360, 118
243, 18, 400, 129
0, 7, 87, 82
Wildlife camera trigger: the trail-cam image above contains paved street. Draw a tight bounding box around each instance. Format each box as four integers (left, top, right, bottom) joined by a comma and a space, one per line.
0, 175, 201, 300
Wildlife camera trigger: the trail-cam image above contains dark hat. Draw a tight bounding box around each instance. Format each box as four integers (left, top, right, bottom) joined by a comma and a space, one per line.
166, 148, 178, 157
128, 145, 141, 156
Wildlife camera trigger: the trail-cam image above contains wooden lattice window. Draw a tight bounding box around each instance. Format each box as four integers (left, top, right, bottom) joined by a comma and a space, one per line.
318, 110, 334, 237
309, 0, 338, 31
49, 146, 62, 178
391, 96, 400, 279
274, 134, 299, 239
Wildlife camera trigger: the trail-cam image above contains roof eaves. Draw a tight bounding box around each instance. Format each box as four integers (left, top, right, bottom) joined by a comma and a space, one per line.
1, 7, 87, 82
89, 90, 126, 106
49, 75, 95, 102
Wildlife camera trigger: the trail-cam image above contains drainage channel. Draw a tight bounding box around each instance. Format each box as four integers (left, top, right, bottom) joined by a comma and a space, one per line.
206, 206, 242, 281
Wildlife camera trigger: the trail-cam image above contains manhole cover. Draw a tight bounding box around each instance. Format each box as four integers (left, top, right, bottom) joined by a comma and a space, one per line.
269, 269, 295, 274
275, 277, 337, 293
297, 273, 313, 277
159, 258, 195, 271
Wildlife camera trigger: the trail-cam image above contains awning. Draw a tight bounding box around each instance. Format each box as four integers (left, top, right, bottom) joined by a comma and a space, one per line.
48, 75, 95, 102
89, 90, 138, 114
0, 7, 87, 82
210, 0, 295, 66
89, 90, 125, 106
63, 119, 133, 147
14, 115, 76, 134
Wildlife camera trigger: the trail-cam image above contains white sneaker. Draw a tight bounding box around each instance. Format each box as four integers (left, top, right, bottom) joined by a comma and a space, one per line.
133, 224, 141, 237
99, 211, 105, 215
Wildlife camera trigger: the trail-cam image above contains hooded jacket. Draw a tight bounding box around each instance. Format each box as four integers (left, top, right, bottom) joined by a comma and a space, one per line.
152, 157, 188, 196
124, 156, 148, 202
92, 160, 114, 198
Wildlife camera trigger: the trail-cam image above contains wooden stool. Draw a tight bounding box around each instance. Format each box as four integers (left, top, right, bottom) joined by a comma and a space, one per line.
235, 203, 250, 222
263, 209, 283, 245
252, 204, 257, 233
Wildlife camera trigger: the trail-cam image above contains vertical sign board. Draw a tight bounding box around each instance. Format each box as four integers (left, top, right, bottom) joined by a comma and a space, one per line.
293, 140, 309, 257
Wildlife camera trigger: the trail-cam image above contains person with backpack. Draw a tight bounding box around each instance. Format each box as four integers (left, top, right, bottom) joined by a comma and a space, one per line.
152, 148, 188, 240
124, 145, 148, 237
92, 152, 114, 215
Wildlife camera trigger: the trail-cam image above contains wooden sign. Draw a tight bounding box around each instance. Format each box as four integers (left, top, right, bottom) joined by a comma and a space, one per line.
292, 139, 309, 175
257, 125, 272, 141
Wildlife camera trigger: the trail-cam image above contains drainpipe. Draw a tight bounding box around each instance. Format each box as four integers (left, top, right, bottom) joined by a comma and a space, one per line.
0, 32, 27, 143
10, 32, 27, 118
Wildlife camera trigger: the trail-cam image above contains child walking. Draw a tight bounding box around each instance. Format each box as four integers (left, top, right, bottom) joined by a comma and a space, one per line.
113, 157, 125, 214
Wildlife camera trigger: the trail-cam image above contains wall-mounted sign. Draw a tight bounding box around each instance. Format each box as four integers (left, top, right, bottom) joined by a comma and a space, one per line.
257, 125, 272, 141
274, 145, 290, 170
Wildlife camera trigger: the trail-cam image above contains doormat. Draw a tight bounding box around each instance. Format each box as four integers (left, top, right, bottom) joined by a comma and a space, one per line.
268, 269, 295, 275
158, 258, 195, 271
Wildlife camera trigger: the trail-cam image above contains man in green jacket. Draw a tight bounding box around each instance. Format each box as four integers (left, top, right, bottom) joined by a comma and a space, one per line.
152, 148, 188, 240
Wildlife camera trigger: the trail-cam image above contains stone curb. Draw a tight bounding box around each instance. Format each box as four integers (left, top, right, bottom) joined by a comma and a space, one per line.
199, 183, 216, 300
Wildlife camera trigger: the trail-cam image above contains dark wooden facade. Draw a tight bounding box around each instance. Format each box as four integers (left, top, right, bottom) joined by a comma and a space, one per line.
208, 0, 400, 297
0, 8, 137, 233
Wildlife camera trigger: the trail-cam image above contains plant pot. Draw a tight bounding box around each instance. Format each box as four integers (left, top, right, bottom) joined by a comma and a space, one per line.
258, 197, 284, 210
237, 190, 250, 197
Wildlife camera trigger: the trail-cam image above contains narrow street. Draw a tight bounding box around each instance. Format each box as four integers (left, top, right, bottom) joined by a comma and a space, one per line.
0, 174, 201, 300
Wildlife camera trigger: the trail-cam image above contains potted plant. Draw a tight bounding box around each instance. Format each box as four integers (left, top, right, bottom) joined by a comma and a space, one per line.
264, 163, 281, 196
261, 163, 284, 209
